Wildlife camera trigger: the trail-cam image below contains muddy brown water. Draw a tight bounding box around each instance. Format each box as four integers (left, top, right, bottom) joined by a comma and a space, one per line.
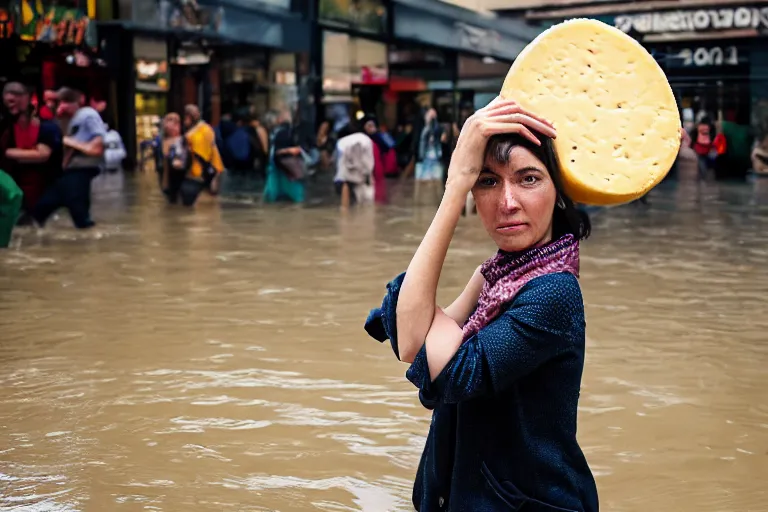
1, 171, 767, 511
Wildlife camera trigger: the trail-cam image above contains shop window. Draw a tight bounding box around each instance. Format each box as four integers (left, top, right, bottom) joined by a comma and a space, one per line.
270, 52, 297, 112
219, 52, 269, 117
134, 37, 168, 149
322, 30, 387, 102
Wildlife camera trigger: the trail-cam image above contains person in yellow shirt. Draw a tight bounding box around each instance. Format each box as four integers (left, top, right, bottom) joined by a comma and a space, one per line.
183, 104, 224, 194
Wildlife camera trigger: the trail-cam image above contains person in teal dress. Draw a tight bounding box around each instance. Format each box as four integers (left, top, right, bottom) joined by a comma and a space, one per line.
263, 109, 305, 203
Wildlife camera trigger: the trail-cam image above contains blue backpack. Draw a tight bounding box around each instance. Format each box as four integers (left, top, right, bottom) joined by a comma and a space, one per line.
225, 127, 252, 164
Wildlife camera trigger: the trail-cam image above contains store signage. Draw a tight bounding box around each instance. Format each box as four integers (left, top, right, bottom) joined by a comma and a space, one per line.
13, 0, 96, 47
455, 22, 503, 56
677, 46, 740, 67
615, 7, 768, 36
663, 45, 746, 69
319, 0, 386, 34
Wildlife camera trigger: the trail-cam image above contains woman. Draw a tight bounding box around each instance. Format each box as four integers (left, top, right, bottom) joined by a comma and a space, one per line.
415, 108, 445, 205
159, 113, 199, 206
364, 97, 598, 511
263, 109, 305, 203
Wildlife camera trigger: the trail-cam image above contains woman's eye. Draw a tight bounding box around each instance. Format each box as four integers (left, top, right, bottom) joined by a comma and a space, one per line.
522, 175, 540, 185
477, 176, 497, 187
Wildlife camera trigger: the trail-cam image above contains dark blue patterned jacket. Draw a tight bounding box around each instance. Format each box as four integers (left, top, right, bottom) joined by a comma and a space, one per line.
365, 272, 599, 512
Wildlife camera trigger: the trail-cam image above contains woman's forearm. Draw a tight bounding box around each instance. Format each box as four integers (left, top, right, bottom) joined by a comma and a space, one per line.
6, 146, 51, 163
443, 266, 485, 327
396, 185, 468, 362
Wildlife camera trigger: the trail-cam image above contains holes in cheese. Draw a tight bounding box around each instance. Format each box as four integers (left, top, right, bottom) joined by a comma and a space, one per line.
501, 18, 681, 206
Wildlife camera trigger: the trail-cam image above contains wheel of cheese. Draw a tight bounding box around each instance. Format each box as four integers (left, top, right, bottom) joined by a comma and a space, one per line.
500, 19, 681, 206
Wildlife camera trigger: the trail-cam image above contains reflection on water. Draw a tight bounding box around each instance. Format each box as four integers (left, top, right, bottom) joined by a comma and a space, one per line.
1, 172, 767, 511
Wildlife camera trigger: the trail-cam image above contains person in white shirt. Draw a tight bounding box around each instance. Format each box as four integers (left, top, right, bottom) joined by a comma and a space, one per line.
334, 131, 375, 209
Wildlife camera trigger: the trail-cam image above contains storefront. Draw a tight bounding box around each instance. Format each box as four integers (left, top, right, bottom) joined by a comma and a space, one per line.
512, 3, 768, 135
387, 45, 453, 127
316, 0, 389, 126
612, 6, 767, 130
102, 0, 310, 167
0, 0, 105, 111
390, 0, 536, 126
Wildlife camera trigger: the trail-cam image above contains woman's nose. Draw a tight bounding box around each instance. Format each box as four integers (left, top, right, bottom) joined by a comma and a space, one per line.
501, 184, 521, 212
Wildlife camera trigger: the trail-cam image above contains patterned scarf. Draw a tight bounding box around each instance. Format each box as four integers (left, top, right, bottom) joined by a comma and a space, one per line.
462, 234, 580, 341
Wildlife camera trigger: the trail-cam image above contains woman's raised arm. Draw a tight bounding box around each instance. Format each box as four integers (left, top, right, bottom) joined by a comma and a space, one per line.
395, 97, 555, 363
396, 187, 468, 363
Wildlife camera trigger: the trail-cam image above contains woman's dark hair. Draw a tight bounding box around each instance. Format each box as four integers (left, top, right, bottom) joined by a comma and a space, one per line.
484, 132, 591, 241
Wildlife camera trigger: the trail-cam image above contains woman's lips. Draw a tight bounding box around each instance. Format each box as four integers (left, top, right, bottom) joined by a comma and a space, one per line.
496, 222, 527, 233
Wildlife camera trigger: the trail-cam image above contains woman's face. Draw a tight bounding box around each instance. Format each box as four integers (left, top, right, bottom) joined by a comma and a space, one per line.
472, 144, 556, 253
164, 118, 180, 136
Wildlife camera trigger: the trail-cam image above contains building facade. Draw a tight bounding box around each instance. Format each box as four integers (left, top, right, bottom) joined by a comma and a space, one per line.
0, 0, 107, 116
493, 1, 768, 136
87, 0, 535, 167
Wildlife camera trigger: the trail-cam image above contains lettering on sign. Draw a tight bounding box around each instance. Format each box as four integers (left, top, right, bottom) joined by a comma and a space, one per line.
615, 7, 768, 35
676, 46, 739, 67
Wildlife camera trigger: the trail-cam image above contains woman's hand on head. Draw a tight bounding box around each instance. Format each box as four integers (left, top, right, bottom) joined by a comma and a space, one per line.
445, 97, 557, 194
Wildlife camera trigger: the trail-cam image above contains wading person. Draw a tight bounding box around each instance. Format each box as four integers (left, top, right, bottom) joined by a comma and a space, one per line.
414, 108, 445, 206
32, 87, 103, 229
0, 82, 62, 225
334, 129, 374, 208
159, 112, 201, 206
263, 108, 305, 204
365, 97, 598, 511
184, 104, 224, 196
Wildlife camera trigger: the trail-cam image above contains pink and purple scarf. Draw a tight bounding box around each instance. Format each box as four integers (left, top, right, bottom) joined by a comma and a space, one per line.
461, 234, 580, 341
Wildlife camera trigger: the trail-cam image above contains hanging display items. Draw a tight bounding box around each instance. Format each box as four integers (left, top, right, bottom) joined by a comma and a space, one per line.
12, 0, 97, 48
0, 8, 14, 38
136, 59, 171, 92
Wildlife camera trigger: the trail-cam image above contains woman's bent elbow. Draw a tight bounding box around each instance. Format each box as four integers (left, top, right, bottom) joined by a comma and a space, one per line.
398, 342, 419, 363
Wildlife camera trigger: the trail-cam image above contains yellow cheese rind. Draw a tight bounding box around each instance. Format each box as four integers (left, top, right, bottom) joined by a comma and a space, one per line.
501, 18, 681, 206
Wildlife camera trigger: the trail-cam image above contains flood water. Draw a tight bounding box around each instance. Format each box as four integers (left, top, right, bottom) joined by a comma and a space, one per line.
2, 171, 768, 512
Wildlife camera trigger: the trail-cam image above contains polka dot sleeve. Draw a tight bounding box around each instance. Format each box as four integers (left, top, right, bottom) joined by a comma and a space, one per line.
364, 272, 406, 361
406, 272, 585, 407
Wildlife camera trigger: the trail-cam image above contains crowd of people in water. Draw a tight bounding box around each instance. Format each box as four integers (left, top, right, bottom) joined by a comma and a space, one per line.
2, 81, 768, 248
141, 104, 464, 210
0, 82, 126, 246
